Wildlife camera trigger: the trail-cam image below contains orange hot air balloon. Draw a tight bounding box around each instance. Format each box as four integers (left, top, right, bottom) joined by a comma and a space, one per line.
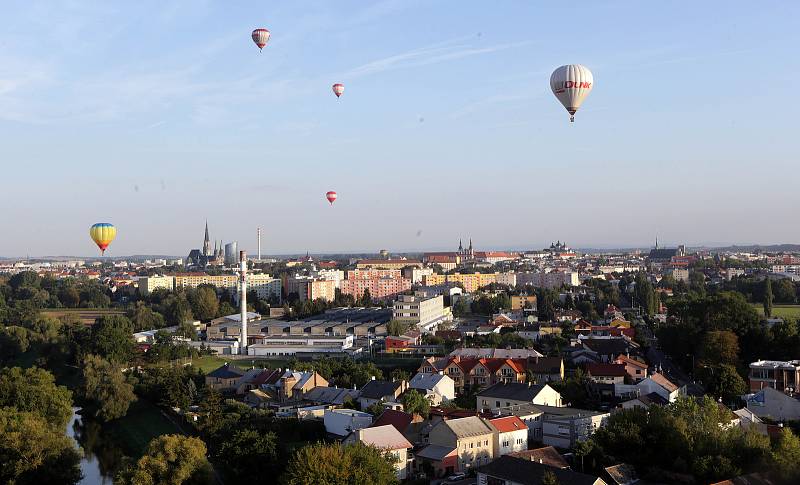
326, 191, 338, 205
89, 223, 116, 255
332, 83, 344, 98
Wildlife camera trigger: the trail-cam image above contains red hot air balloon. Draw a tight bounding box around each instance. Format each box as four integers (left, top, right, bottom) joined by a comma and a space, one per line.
332, 83, 344, 98
252, 28, 270, 50
326, 191, 338, 205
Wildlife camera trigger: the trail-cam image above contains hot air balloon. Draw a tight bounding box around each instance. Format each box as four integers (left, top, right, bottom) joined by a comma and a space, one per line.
332, 83, 344, 98
89, 223, 116, 255
550, 64, 593, 122
326, 191, 338, 205
252, 28, 270, 51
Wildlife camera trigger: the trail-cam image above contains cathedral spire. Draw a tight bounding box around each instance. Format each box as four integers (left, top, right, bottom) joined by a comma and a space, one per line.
203, 220, 211, 257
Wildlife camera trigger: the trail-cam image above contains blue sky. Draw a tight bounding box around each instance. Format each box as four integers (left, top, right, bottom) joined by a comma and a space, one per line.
1, 1, 798, 257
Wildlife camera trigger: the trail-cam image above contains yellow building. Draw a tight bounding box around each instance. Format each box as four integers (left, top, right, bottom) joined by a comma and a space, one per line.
422, 273, 498, 293
173, 273, 280, 299
355, 259, 423, 270
511, 294, 538, 311
138, 275, 175, 295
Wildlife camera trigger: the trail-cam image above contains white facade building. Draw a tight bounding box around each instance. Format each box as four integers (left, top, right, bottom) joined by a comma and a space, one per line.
392, 292, 450, 333
247, 335, 354, 357
516, 271, 580, 289
323, 409, 373, 437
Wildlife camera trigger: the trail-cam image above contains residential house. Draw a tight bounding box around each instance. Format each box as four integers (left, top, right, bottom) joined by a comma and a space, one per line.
205, 363, 245, 391
636, 373, 684, 403
580, 338, 639, 363
604, 463, 640, 485
478, 456, 608, 485
620, 391, 668, 410
257, 369, 329, 403
427, 416, 496, 473
527, 356, 565, 383
488, 415, 528, 456
343, 425, 413, 479
244, 388, 276, 409
745, 386, 800, 421
408, 372, 455, 405
415, 445, 459, 479
323, 408, 373, 438
614, 354, 648, 382
477, 382, 562, 412
508, 446, 569, 469
586, 363, 627, 385
303, 386, 360, 407
358, 379, 408, 410
536, 405, 610, 449
420, 354, 559, 394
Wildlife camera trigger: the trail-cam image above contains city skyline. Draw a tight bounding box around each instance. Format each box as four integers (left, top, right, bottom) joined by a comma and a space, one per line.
2, 1, 799, 256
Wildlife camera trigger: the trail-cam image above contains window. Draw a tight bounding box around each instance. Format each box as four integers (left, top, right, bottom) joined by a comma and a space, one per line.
502, 440, 509, 447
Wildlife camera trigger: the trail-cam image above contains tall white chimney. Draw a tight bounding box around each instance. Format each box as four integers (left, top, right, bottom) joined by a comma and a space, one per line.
257, 227, 261, 261
239, 250, 248, 355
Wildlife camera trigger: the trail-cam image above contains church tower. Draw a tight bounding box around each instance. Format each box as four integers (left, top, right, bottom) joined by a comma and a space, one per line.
203, 221, 211, 257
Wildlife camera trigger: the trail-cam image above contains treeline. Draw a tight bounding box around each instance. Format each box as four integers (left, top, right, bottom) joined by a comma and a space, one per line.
579, 396, 800, 484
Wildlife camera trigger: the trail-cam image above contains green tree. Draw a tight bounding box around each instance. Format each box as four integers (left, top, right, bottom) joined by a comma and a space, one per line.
165, 293, 194, 327
188, 286, 219, 322
452, 297, 470, 317
401, 389, 430, 417
700, 330, 740, 366
542, 470, 561, 485
0, 325, 30, 364
198, 387, 223, 433
773, 278, 797, 304
91, 314, 136, 363
772, 428, 800, 482
0, 408, 82, 485
215, 429, 278, 480
390, 368, 411, 382
764, 277, 773, 318
283, 442, 398, 485
360, 288, 373, 307
700, 364, 747, 403
82, 354, 137, 422
0, 367, 73, 429
130, 302, 166, 332
386, 320, 411, 336
116, 434, 213, 485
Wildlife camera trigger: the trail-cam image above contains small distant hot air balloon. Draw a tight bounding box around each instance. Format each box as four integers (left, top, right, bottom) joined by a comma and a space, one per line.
89, 223, 116, 255
326, 191, 338, 205
550, 64, 593, 122
332, 83, 344, 98
252, 28, 271, 51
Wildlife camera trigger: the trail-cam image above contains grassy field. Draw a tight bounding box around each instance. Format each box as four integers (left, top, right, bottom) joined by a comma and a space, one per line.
187, 355, 292, 373
106, 399, 183, 457
753, 304, 800, 319
42, 308, 125, 325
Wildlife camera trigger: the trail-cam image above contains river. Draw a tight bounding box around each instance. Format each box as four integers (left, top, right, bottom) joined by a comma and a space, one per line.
67, 407, 126, 484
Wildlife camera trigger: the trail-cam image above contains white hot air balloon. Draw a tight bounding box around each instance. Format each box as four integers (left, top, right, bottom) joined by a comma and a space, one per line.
550, 64, 593, 122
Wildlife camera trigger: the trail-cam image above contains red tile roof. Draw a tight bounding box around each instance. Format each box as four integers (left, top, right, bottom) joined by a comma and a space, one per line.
586, 363, 627, 377
371, 409, 413, 434
489, 415, 528, 433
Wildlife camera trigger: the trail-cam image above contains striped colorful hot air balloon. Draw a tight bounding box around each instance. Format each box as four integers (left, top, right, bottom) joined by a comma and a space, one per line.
89, 223, 116, 255
252, 28, 270, 51
326, 191, 338, 205
332, 83, 344, 98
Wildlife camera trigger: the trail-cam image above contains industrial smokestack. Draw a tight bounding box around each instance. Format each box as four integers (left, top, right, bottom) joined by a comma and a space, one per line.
257, 227, 261, 261
239, 250, 248, 355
